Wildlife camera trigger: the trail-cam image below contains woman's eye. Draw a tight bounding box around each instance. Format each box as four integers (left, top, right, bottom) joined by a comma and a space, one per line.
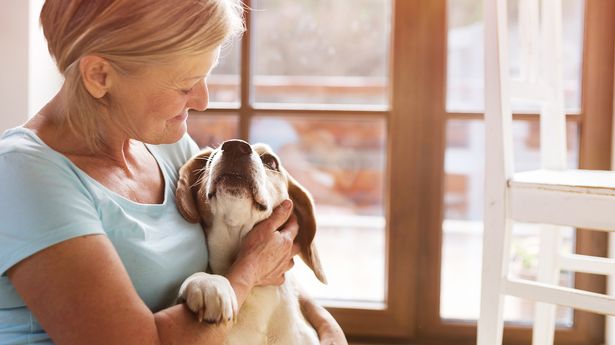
260, 154, 279, 171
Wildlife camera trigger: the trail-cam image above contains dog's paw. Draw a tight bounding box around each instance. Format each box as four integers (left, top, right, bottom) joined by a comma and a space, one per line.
177, 272, 238, 324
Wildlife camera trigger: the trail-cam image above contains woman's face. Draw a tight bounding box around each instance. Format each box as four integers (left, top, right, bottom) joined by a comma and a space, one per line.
108, 48, 220, 145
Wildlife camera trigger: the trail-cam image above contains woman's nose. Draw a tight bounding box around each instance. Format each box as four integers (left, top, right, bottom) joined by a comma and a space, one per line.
187, 79, 208, 111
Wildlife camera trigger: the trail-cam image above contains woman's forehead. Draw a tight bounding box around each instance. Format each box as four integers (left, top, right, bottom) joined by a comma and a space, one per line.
161, 48, 221, 82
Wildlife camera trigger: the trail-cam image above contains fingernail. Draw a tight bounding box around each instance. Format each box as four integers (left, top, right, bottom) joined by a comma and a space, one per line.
281, 199, 292, 210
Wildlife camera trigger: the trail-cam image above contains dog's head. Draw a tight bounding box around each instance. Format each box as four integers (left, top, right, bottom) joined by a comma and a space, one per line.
176, 139, 327, 284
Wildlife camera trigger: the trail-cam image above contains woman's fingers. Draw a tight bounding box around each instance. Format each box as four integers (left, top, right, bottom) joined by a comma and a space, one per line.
232, 199, 304, 287
262, 199, 293, 232
279, 211, 299, 242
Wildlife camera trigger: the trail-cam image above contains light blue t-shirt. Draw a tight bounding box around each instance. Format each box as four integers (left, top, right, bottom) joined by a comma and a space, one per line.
0, 127, 208, 344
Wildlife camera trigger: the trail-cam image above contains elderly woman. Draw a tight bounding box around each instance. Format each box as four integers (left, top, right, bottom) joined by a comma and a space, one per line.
0, 1, 346, 344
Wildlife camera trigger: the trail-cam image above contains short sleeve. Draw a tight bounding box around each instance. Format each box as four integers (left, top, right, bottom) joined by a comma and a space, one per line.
0, 153, 105, 276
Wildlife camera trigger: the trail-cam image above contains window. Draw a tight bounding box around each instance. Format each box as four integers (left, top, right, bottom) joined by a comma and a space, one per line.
187, 0, 615, 343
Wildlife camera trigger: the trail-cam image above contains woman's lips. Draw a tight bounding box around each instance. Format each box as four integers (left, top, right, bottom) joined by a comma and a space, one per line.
172, 111, 188, 121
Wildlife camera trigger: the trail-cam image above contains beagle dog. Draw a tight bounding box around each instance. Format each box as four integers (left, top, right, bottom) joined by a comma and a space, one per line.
175, 139, 327, 345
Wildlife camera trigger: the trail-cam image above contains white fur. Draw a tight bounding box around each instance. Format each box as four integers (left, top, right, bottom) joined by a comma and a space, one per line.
178, 272, 238, 324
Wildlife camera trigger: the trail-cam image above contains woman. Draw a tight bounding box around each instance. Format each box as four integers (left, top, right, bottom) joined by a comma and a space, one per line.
0, 0, 346, 344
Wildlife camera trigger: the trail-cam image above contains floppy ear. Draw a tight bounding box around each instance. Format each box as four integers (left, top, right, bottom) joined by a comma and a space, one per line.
176, 147, 214, 228
287, 173, 327, 284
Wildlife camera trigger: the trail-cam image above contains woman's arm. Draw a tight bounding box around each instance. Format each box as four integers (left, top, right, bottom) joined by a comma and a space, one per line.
9, 234, 231, 345
299, 293, 348, 345
8, 201, 298, 345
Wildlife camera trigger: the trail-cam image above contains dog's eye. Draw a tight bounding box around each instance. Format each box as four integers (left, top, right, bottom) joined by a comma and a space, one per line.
260, 153, 279, 171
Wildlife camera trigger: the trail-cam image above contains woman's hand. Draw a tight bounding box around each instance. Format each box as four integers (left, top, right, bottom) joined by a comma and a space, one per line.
227, 199, 300, 291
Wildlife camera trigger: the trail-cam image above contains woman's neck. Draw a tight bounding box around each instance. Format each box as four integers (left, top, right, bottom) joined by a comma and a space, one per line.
26, 87, 138, 170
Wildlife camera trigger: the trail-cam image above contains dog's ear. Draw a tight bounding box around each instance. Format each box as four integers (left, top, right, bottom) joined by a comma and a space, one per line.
176, 147, 214, 226
287, 173, 327, 284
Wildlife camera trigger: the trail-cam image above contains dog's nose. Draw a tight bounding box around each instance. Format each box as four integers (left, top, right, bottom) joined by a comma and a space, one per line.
221, 139, 252, 157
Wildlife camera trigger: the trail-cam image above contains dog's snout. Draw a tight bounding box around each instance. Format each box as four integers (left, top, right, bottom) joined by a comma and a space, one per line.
222, 140, 252, 157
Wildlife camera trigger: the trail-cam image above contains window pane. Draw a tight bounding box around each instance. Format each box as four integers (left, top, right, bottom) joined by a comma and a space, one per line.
250, 116, 387, 303
208, 40, 241, 106
252, 0, 391, 106
186, 113, 239, 148
446, 0, 585, 112
440, 119, 579, 324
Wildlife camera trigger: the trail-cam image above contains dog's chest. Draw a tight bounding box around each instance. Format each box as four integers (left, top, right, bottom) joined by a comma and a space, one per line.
225, 278, 319, 345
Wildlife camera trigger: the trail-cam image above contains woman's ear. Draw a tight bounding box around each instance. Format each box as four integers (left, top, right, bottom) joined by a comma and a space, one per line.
79, 55, 113, 99
176, 147, 214, 226
287, 172, 328, 284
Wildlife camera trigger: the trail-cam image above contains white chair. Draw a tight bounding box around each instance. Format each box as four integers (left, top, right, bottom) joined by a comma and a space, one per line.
477, 0, 615, 344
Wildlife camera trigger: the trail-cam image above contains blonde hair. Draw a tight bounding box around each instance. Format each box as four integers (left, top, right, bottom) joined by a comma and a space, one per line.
40, 0, 245, 151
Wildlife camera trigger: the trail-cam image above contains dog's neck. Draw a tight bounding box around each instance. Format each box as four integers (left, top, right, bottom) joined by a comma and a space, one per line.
207, 218, 255, 275
206, 200, 271, 275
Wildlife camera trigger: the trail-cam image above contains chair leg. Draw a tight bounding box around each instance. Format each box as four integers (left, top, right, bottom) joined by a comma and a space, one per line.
478, 219, 513, 345
532, 226, 561, 345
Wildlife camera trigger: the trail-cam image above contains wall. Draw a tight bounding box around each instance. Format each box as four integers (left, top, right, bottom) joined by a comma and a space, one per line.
0, 0, 62, 133
0, 1, 29, 131
28, 0, 62, 118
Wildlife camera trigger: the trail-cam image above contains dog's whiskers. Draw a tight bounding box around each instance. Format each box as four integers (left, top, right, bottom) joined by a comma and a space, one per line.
189, 163, 211, 189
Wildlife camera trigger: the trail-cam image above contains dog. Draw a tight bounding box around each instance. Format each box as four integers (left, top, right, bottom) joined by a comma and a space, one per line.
175, 139, 328, 345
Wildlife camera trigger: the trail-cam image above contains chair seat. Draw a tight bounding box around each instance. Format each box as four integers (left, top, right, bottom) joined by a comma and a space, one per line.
509, 169, 615, 231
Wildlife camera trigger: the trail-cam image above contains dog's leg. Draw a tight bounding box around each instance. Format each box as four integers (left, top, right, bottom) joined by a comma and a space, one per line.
177, 272, 238, 324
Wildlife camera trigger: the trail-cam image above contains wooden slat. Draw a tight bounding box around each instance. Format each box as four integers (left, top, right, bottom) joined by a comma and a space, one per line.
518, 0, 540, 82
511, 169, 615, 196
504, 278, 615, 316
560, 253, 615, 275
539, 0, 567, 171
510, 185, 615, 232
510, 169, 615, 231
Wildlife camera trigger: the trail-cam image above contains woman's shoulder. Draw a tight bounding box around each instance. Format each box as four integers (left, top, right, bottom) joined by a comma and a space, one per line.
1, 126, 43, 152
0, 126, 64, 164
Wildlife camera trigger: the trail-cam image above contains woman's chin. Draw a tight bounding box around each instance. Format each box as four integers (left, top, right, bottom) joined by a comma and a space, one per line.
162, 130, 187, 144
144, 125, 187, 145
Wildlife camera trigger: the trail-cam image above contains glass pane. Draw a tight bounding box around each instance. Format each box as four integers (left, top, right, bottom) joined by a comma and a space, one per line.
208, 39, 241, 106
446, 0, 585, 112
252, 0, 391, 106
250, 116, 387, 303
440, 119, 579, 324
186, 112, 239, 148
